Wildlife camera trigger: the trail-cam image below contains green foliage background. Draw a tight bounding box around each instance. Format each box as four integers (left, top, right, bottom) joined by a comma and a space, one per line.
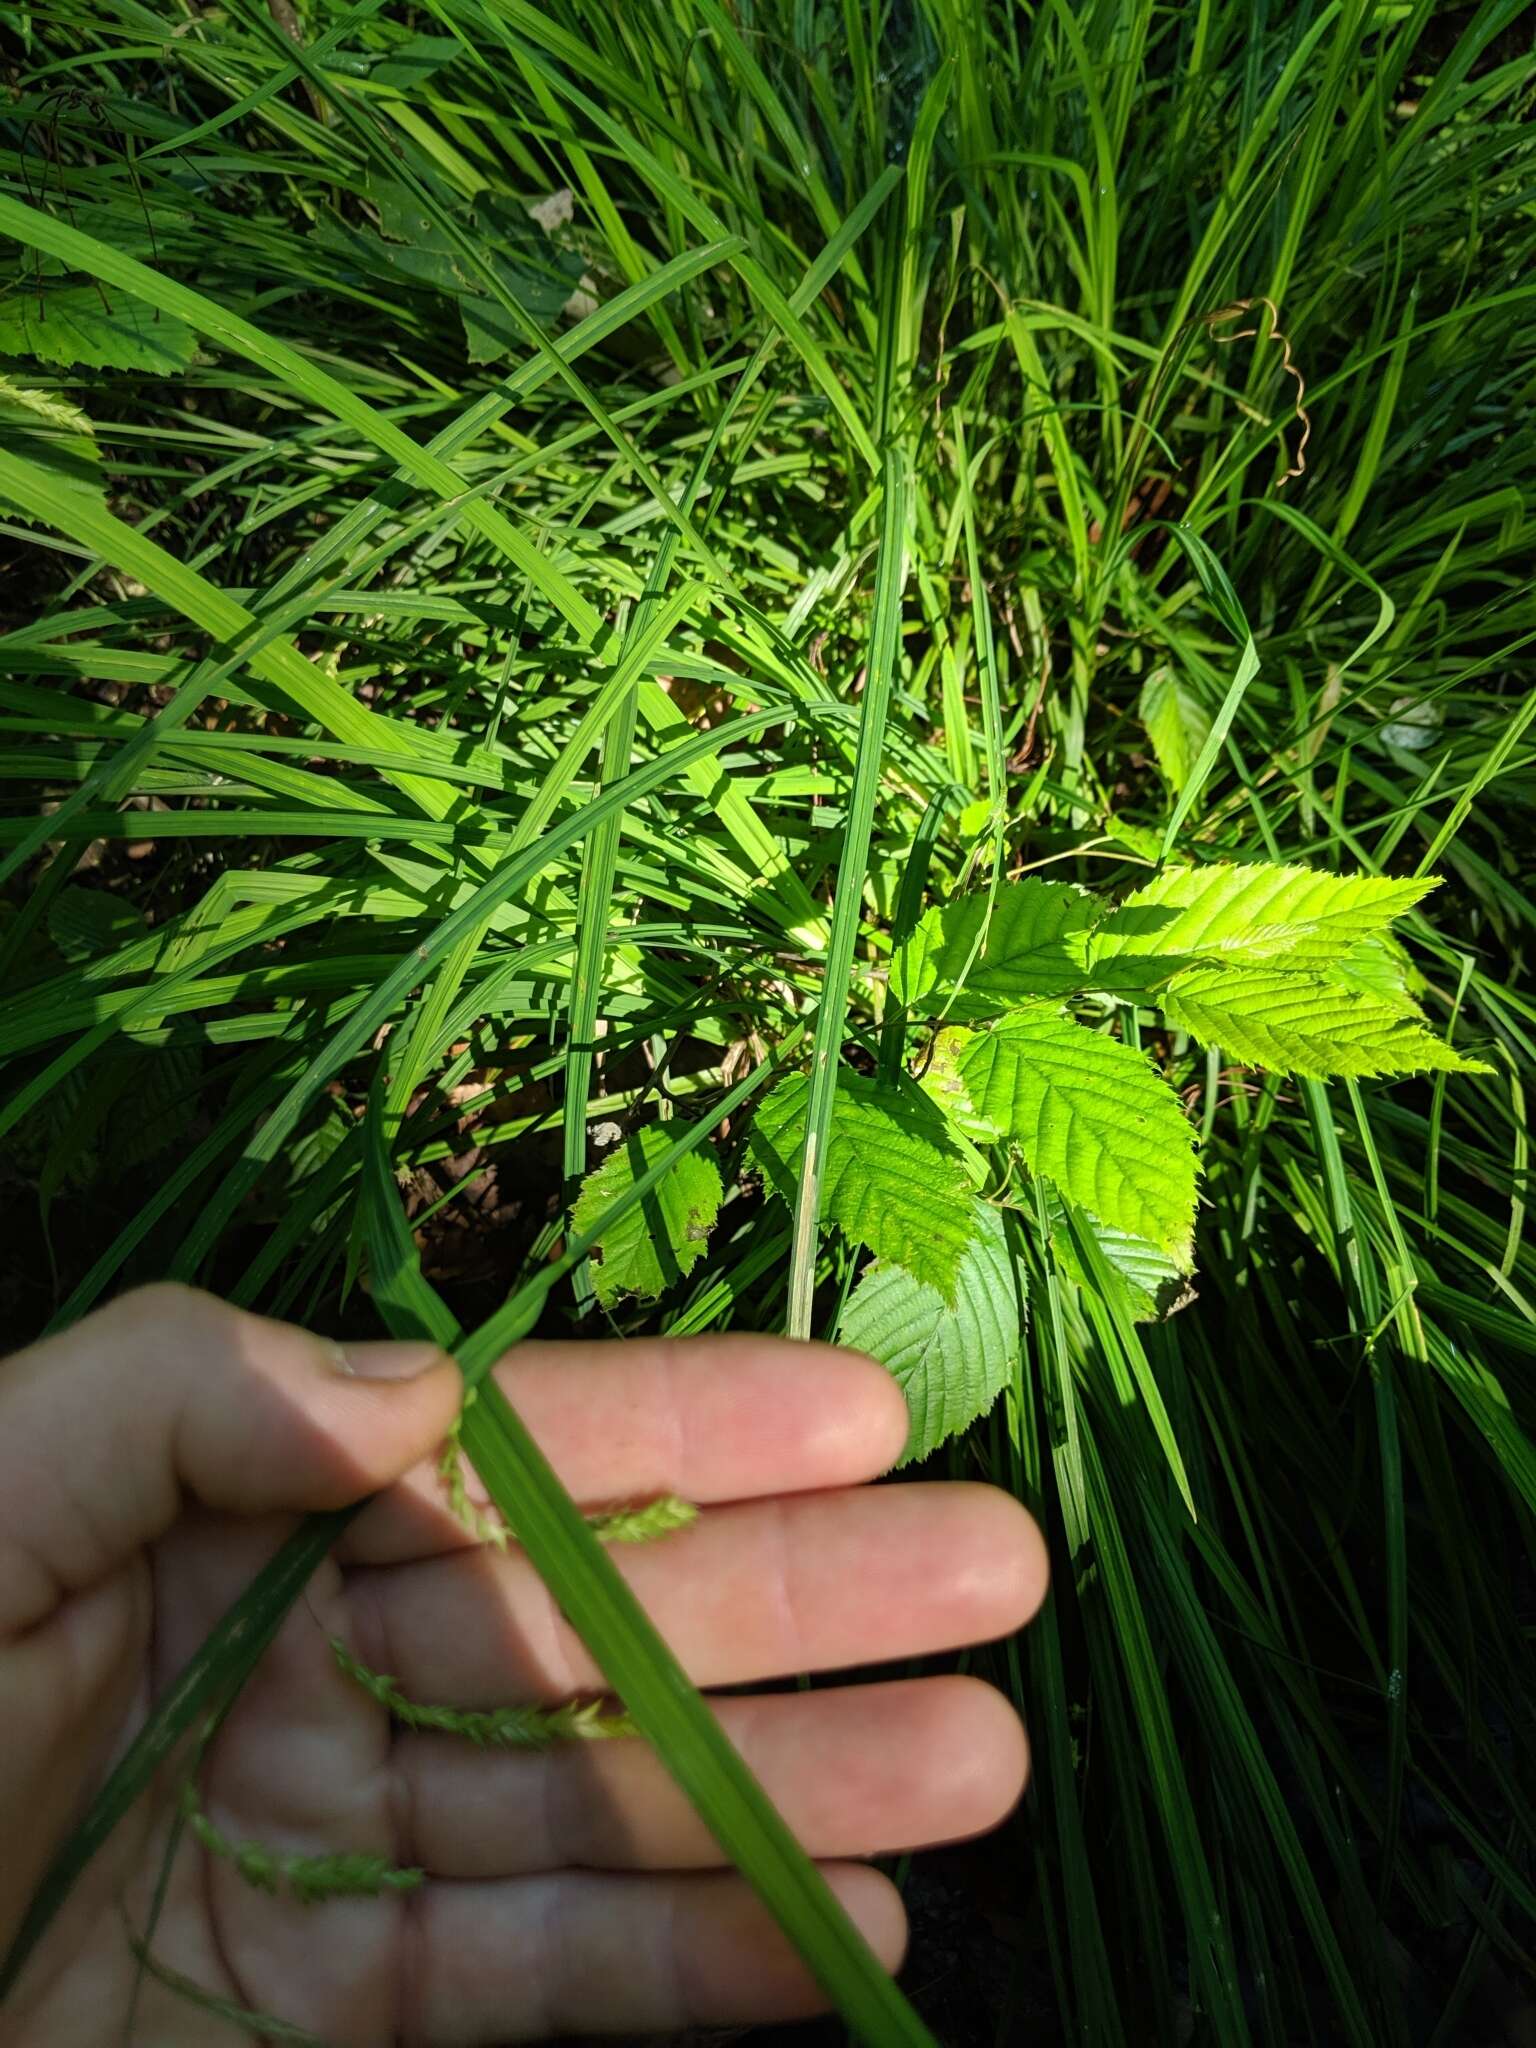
1, 0, 1534, 2040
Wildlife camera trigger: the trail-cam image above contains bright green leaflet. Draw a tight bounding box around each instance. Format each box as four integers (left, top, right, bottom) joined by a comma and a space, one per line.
753, 1069, 977, 1304
958, 1003, 1199, 1264
893, 877, 1099, 1013
572, 1124, 723, 1306
838, 1200, 1022, 1464
1090, 861, 1437, 967
1139, 667, 1213, 798
1162, 965, 1493, 1078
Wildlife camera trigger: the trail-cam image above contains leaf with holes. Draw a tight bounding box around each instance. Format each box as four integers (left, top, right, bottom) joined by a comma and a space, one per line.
1160, 965, 1491, 1078
957, 1004, 1198, 1264
750, 1072, 975, 1302
573, 1125, 723, 1307
917, 1025, 1000, 1144
459, 252, 589, 362
837, 1202, 1021, 1465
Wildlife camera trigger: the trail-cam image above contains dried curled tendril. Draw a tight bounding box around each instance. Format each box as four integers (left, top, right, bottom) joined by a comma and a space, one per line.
1195, 294, 1312, 484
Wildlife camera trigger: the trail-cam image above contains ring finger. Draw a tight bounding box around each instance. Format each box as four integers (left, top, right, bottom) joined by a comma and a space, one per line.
397, 1675, 1028, 1877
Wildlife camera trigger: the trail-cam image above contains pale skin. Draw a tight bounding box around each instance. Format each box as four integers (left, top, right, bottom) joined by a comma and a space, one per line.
0, 1285, 1048, 2045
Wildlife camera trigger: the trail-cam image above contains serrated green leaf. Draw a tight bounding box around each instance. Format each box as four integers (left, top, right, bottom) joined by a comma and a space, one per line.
372, 175, 461, 252
838, 1202, 1021, 1465
48, 886, 147, 962
39, 1061, 130, 1210
1330, 932, 1421, 1004
917, 1025, 1000, 1143
0, 287, 195, 372
459, 253, 587, 362
313, 218, 466, 293
1089, 862, 1437, 971
371, 34, 461, 87
573, 1124, 722, 1307
1139, 667, 1213, 797
287, 1101, 354, 1233
105, 1046, 202, 1171
1045, 1193, 1187, 1321
751, 1072, 975, 1302
1161, 965, 1493, 1078
958, 1003, 1198, 1263
892, 878, 1097, 1014
1102, 817, 1165, 862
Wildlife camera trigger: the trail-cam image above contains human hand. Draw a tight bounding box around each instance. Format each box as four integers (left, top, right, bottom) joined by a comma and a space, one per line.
0, 1285, 1046, 2044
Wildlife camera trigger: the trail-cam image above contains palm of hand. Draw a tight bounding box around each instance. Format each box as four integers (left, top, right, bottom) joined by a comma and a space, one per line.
1, 1293, 1043, 2046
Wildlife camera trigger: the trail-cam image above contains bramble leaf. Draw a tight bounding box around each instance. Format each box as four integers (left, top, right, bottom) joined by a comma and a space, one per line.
48, 885, 145, 961
1160, 965, 1492, 1077
837, 1202, 1021, 1466
573, 1125, 722, 1307
0, 286, 195, 373
1139, 667, 1212, 796
1088, 862, 1437, 971
892, 879, 1098, 1014
917, 1025, 999, 1143
458, 252, 588, 362
751, 1071, 975, 1301
1045, 1194, 1188, 1321
958, 1003, 1198, 1263
1329, 932, 1421, 1004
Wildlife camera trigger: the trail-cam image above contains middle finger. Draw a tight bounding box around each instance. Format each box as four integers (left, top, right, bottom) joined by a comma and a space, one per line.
348, 1482, 1044, 1704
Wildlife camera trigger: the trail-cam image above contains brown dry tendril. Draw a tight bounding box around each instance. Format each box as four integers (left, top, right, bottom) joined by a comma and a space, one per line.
1196, 295, 1312, 485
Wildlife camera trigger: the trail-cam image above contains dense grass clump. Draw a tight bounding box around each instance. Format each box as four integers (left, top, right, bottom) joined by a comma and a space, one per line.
2, 1, 1534, 2040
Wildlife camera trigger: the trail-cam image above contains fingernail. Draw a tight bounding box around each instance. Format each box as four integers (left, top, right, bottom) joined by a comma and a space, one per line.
329, 1340, 446, 1381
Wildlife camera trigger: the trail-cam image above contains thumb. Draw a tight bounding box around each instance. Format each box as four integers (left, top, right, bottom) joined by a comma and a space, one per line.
0, 1284, 462, 1636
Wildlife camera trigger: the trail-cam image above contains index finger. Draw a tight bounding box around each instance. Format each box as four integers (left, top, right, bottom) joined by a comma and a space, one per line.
341, 1336, 909, 1566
